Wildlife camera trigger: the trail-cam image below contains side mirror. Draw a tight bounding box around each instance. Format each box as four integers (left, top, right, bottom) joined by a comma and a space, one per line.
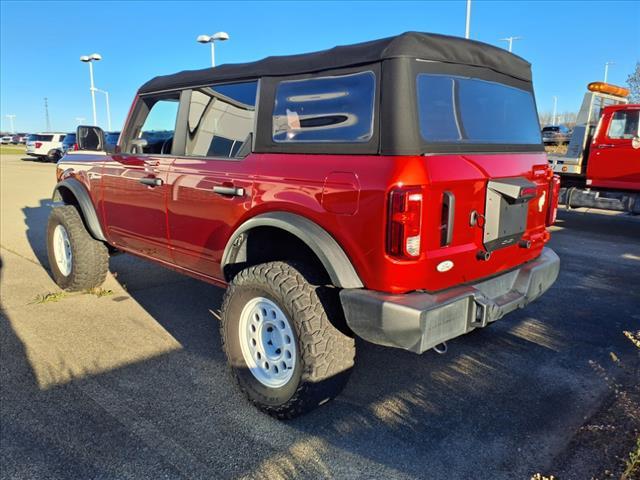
129, 138, 148, 154
77, 125, 105, 151
632, 136, 640, 150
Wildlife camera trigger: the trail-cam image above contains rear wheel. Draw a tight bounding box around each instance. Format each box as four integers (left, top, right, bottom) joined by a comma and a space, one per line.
46, 149, 60, 162
46, 205, 109, 291
220, 261, 355, 419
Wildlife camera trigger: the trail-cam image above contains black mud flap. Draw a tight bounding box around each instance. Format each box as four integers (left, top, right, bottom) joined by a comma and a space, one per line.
483, 177, 536, 252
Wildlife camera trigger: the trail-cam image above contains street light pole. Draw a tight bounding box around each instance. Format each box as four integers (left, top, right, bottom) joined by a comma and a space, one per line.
88, 61, 97, 125
95, 88, 112, 130
80, 53, 102, 126
499, 36, 523, 52
465, 0, 471, 39
6, 114, 16, 133
552, 96, 558, 125
604, 61, 615, 83
197, 31, 230, 67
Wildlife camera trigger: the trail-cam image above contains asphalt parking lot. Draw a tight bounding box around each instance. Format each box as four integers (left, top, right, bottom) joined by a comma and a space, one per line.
1, 152, 639, 479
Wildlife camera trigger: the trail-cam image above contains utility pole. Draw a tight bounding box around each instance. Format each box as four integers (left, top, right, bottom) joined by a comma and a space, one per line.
604, 61, 615, 83
6, 114, 16, 133
552, 96, 558, 125
465, 0, 471, 39
499, 36, 523, 52
44, 97, 51, 131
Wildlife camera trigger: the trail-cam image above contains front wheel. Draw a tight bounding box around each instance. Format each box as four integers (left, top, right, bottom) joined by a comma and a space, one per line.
220, 261, 355, 419
46, 205, 109, 291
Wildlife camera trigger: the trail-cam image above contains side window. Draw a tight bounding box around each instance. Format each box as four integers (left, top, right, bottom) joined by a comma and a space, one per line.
607, 110, 640, 140
272, 71, 375, 143
185, 81, 257, 158
125, 94, 180, 154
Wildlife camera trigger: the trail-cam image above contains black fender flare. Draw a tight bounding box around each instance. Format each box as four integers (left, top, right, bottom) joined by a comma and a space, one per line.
52, 178, 107, 242
221, 212, 363, 289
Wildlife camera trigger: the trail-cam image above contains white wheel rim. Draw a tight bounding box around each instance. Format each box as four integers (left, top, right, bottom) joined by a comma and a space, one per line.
238, 297, 296, 388
52, 224, 72, 277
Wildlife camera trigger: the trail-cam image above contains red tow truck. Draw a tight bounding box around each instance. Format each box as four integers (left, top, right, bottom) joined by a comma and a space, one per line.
548, 82, 640, 213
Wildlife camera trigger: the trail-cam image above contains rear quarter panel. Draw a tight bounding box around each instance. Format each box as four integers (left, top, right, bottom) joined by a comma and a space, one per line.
244, 152, 552, 294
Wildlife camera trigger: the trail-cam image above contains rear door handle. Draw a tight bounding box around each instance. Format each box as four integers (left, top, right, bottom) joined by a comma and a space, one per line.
213, 185, 244, 197
139, 177, 163, 187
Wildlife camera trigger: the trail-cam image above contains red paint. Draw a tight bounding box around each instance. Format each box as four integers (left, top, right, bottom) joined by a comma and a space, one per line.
587, 104, 640, 192
321, 172, 360, 215
59, 148, 555, 294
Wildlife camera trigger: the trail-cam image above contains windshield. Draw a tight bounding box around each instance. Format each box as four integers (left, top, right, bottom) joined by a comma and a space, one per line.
416, 74, 541, 145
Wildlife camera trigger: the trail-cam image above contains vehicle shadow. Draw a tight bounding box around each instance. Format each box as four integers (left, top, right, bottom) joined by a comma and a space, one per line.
23, 199, 53, 268
20, 156, 48, 163
14, 200, 640, 479
555, 208, 640, 238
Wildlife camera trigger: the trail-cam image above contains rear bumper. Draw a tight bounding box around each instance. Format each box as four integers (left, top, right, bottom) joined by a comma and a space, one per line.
340, 247, 560, 354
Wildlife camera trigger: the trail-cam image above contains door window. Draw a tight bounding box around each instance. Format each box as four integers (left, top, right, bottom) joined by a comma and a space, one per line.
607, 110, 639, 139
124, 95, 180, 154
185, 81, 257, 158
272, 71, 375, 143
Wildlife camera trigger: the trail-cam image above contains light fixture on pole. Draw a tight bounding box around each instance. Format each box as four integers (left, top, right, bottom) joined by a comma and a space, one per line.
499, 36, 523, 53
604, 61, 615, 83
465, 0, 471, 39
75, 117, 86, 125
6, 114, 16, 133
197, 31, 229, 67
94, 88, 112, 130
552, 96, 558, 125
80, 53, 102, 126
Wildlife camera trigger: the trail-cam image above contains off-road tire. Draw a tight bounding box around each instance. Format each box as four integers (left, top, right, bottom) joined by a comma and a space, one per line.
220, 261, 355, 419
46, 205, 109, 291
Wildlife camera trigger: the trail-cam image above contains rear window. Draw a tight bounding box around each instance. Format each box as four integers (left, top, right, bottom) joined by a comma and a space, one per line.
272, 71, 375, 143
416, 74, 541, 145
34, 134, 54, 141
607, 110, 639, 139
542, 127, 559, 132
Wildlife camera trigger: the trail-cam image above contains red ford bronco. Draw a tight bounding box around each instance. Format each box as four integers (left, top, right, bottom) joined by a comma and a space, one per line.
47, 32, 560, 418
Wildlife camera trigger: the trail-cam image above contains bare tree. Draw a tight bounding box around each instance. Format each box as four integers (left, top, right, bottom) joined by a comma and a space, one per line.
539, 111, 576, 127
539, 111, 553, 126
627, 62, 640, 103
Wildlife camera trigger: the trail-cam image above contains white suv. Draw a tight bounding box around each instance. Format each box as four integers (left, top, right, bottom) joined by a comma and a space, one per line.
26, 133, 66, 162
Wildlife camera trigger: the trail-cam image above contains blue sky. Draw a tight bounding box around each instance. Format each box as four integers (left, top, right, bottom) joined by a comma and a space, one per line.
1, 0, 639, 133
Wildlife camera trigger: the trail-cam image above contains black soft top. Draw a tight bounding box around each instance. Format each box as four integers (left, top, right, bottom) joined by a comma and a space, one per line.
139, 31, 532, 94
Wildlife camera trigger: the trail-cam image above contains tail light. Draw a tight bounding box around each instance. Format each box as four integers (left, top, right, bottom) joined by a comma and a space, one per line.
35, 142, 42, 149
546, 175, 561, 226
73, 143, 78, 151
387, 186, 423, 259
